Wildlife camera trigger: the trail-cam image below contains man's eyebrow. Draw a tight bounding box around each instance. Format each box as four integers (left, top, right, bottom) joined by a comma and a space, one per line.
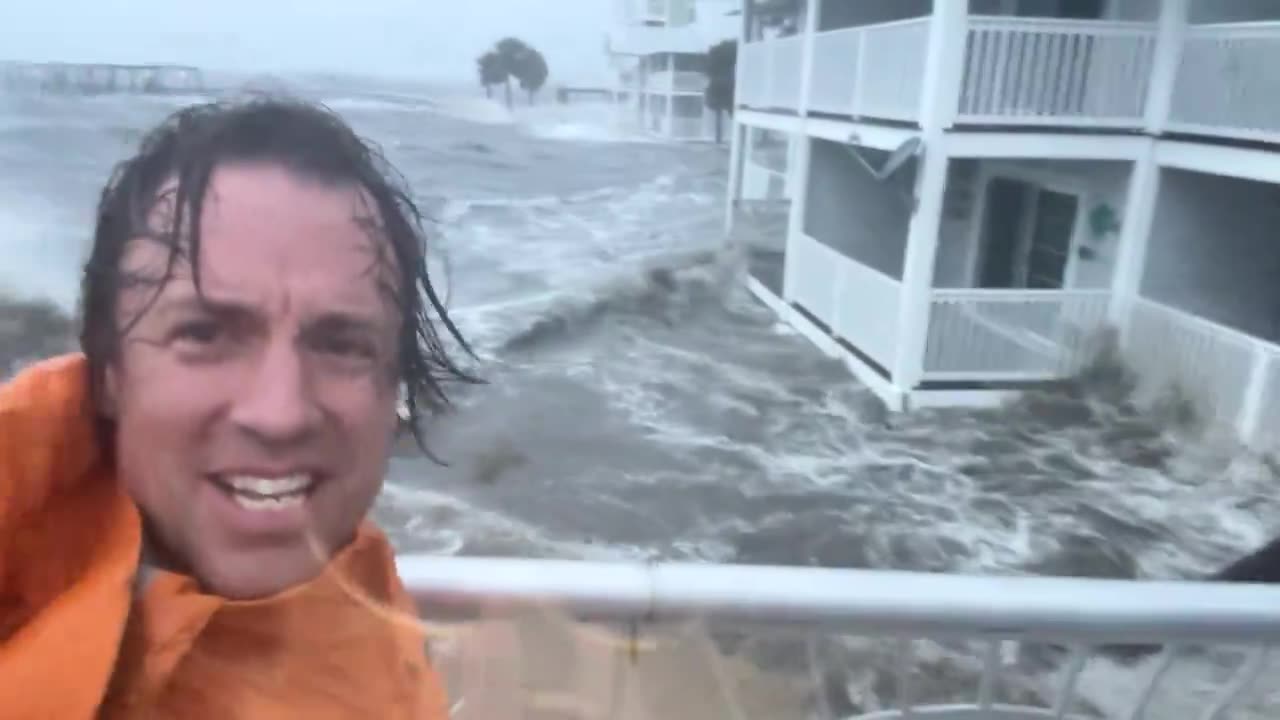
304, 310, 393, 337
151, 292, 393, 334
151, 293, 255, 321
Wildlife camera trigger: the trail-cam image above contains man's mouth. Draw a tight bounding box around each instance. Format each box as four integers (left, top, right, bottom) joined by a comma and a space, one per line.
212, 473, 317, 512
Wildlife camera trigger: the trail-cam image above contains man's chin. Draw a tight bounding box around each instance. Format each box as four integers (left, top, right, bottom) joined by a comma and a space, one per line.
195, 548, 329, 601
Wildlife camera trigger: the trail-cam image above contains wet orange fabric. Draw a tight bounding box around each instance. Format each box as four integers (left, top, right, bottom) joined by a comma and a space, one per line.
0, 354, 450, 718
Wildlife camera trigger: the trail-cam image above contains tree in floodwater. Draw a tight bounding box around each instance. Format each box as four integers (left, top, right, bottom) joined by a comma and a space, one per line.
494, 37, 530, 109
515, 48, 549, 104
703, 39, 737, 144
477, 51, 506, 99
480, 37, 552, 108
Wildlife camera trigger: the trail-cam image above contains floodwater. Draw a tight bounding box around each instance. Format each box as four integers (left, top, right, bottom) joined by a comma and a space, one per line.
2, 74, 1276, 717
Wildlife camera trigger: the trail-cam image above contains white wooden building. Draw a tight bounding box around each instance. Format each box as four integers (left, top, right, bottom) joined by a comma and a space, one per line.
608, 0, 740, 141
726, 0, 1280, 450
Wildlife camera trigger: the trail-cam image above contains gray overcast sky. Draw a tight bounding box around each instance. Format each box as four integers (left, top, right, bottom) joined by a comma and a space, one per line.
2, 0, 617, 85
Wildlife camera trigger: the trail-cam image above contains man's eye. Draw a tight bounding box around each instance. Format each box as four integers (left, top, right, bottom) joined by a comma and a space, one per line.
315, 335, 375, 359
171, 321, 222, 345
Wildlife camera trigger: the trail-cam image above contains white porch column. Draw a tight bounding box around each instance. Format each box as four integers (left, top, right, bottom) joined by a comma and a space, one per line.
723, 0, 753, 235
782, 136, 813, 302
890, 148, 950, 397
889, 0, 966, 398
1107, 140, 1160, 337
917, 0, 968, 132
796, 0, 822, 117
665, 83, 675, 137
723, 121, 746, 235
777, 0, 822, 297
1143, 0, 1190, 134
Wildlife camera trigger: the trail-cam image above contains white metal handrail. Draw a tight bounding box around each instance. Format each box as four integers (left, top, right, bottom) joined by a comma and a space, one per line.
402, 558, 1280, 719
967, 16, 1158, 34
400, 555, 1280, 644
932, 289, 1112, 300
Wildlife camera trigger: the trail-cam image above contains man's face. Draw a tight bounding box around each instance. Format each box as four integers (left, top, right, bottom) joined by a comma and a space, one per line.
106, 163, 402, 599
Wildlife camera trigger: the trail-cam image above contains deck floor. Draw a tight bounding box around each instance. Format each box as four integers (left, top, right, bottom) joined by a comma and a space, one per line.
432, 610, 812, 719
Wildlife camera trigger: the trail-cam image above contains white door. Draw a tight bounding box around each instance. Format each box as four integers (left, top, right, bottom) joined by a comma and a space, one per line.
976, 177, 1083, 290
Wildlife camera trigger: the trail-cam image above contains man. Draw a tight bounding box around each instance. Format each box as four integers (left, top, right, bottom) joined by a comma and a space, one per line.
0, 98, 474, 717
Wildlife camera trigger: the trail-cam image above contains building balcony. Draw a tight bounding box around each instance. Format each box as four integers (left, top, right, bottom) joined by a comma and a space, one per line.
1168, 20, 1280, 145
736, 13, 1280, 144
645, 69, 709, 94
784, 232, 1111, 387
740, 15, 1158, 129
610, 24, 710, 55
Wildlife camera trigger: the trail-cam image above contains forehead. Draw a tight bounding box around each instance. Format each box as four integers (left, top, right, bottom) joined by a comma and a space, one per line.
126, 163, 397, 317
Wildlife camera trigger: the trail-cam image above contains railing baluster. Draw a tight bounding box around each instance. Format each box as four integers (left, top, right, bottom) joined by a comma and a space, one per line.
806, 632, 833, 720
1198, 646, 1271, 720
976, 638, 1001, 710
896, 637, 916, 720
994, 27, 1012, 116
1052, 644, 1090, 720
1125, 645, 1180, 720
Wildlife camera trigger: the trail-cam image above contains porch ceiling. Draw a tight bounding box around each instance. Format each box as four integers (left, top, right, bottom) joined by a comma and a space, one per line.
734, 109, 920, 153
1156, 139, 1280, 186
943, 132, 1150, 161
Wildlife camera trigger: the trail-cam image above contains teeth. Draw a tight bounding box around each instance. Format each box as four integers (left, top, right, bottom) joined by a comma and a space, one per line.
226, 474, 313, 496
231, 492, 306, 512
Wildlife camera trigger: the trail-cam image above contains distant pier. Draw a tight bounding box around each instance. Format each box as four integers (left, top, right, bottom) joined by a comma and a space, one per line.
1, 62, 205, 95
555, 86, 615, 104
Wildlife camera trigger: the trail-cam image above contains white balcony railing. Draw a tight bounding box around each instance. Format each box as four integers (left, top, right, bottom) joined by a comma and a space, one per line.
403, 555, 1280, 720
745, 16, 1159, 130
802, 18, 933, 120
924, 289, 1111, 382
1168, 21, 1280, 144
1127, 298, 1280, 448
737, 35, 804, 112
858, 17, 933, 122
738, 14, 1280, 144
645, 70, 708, 93
959, 17, 1157, 126
673, 70, 707, 93
668, 114, 706, 141
788, 234, 902, 372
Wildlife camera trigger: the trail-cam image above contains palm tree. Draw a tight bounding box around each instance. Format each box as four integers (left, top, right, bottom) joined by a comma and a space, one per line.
515, 49, 549, 104
476, 51, 505, 99
495, 37, 530, 109
703, 39, 737, 144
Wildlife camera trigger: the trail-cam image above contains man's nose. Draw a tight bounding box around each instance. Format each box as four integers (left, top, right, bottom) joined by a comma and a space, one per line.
228, 339, 321, 444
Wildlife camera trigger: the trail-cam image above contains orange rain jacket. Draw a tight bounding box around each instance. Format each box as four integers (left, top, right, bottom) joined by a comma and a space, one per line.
0, 354, 450, 718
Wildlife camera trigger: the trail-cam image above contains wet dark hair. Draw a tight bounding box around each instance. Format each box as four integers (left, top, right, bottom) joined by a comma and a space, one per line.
79, 96, 479, 452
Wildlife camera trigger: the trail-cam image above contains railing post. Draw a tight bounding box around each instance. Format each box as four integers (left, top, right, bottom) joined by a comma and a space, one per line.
670, 62, 680, 136
796, 0, 821, 117
891, 146, 949, 401
1237, 345, 1270, 448
851, 33, 866, 116
783, 136, 813, 303
724, 0, 753, 235
918, 1, 968, 131
1108, 139, 1160, 343
889, 2, 965, 403
724, 122, 746, 235
1144, 0, 1190, 135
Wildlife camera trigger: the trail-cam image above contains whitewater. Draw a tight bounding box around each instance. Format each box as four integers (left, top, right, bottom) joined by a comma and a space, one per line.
1, 75, 1276, 716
